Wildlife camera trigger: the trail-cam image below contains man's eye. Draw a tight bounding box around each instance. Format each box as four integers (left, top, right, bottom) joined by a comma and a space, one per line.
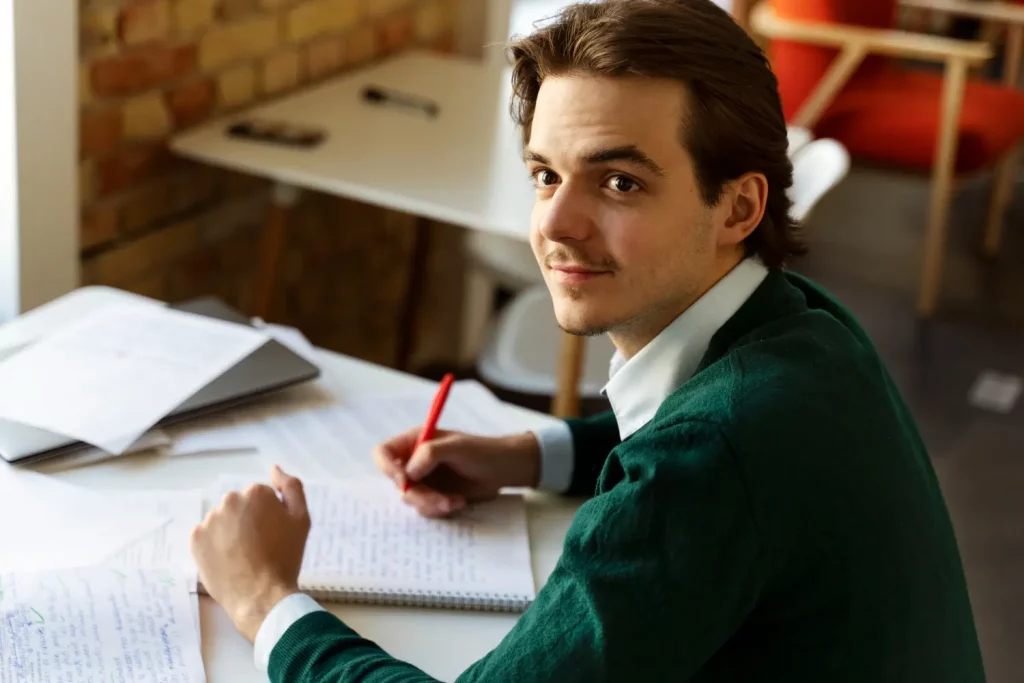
606, 175, 641, 193
533, 169, 559, 187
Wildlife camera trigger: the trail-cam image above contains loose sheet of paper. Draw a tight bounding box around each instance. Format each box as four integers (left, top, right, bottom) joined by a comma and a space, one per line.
103, 490, 205, 591
215, 478, 535, 600
0, 290, 161, 361
0, 567, 205, 683
166, 413, 265, 457
30, 430, 172, 475
0, 466, 170, 573
0, 304, 269, 454
165, 379, 336, 458
259, 381, 524, 479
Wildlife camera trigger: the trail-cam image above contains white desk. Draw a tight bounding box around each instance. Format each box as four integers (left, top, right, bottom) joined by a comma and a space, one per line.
172, 52, 531, 242
9, 288, 580, 683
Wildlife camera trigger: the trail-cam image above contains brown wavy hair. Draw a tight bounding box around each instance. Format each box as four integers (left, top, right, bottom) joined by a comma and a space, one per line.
508, 0, 806, 268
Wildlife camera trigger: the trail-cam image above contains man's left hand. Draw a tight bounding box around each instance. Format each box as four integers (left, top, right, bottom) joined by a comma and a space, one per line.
190, 465, 311, 643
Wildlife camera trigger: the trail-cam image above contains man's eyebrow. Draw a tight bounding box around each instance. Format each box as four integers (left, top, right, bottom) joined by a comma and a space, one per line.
523, 146, 666, 177
584, 145, 666, 177
523, 149, 548, 165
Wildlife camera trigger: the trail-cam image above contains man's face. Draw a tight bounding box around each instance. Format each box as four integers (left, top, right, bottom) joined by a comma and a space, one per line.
527, 75, 726, 342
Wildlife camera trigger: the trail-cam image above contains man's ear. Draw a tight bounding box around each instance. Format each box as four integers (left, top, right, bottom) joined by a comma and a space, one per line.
717, 172, 768, 247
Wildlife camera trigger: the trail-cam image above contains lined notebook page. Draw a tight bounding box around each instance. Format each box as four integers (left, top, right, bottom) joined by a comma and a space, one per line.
0, 567, 204, 683
303, 483, 534, 596
214, 479, 536, 610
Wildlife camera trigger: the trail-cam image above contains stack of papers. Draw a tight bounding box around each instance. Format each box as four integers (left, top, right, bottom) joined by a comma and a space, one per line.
0, 303, 269, 455
0, 567, 205, 682
0, 465, 205, 577
0, 465, 171, 573
0, 464, 207, 677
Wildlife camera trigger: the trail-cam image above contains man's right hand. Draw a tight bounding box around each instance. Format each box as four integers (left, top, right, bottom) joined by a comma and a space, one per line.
372, 429, 541, 518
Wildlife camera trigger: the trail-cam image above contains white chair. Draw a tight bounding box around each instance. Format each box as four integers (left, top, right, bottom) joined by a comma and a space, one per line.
789, 138, 851, 223
471, 137, 851, 402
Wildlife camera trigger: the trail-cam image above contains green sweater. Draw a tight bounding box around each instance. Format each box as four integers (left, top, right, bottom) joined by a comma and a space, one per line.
269, 270, 984, 682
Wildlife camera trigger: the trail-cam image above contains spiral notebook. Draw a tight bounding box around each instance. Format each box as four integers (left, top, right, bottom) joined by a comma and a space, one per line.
216, 479, 537, 612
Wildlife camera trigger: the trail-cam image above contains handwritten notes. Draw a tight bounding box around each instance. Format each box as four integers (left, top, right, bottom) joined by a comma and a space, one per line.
0, 568, 205, 683
215, 478, 535, 603
0, 304, 268, 454
103, 490, 205, 591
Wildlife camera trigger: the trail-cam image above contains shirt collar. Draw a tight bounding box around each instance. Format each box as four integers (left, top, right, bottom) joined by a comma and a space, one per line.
604, 258, 769, 440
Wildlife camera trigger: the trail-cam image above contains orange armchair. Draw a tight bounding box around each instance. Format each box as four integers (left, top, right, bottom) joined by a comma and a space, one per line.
752, 0, 1024, 317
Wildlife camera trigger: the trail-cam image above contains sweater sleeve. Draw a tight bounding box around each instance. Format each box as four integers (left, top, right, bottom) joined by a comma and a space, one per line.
267, 423, 767, 683
564, 411, 621, 496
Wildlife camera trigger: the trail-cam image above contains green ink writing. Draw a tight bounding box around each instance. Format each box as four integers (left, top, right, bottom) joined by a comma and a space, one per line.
29, 607, 44, 625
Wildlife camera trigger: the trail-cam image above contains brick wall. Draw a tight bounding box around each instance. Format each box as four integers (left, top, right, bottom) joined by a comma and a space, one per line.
78, 0, 465, 368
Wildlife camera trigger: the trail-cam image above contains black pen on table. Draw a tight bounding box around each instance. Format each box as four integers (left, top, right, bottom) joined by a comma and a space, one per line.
362, 85, 440, 118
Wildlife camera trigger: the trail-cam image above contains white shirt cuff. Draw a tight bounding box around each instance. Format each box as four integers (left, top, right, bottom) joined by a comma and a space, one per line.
253, 593, 326, 674
532, 422, 574, 493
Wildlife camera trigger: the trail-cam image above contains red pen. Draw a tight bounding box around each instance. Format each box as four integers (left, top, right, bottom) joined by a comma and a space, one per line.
401, 373, 455, 492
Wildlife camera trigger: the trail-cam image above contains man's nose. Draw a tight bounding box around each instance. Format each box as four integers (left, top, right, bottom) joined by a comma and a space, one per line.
536, 184, 595, 243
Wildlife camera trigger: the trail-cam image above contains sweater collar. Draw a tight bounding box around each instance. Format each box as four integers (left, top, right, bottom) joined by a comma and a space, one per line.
603, 258, 769, 441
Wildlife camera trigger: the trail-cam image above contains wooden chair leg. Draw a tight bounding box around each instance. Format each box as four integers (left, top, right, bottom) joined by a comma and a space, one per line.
457, 267, 496, 367
552, 331, 585, 419
983, 26, 1024, 258
792, 43, 868, 129
917, 58, 968, 318
395, 216, 432, 372
972, 20, 1003, 79
1004, 24, 1023, 90
984, 147, 1019, 257
254, 184, 301, 320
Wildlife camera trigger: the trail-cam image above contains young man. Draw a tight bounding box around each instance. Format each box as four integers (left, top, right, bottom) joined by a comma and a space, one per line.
191, 1, 985, 680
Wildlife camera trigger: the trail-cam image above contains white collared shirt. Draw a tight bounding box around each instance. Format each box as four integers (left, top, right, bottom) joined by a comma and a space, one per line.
251, 258, 770, 673
534, 257, 769, 491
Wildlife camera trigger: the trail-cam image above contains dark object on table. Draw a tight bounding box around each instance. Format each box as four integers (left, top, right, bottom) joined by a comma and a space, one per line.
226, 119, 327, 148
362, 85, 440, 118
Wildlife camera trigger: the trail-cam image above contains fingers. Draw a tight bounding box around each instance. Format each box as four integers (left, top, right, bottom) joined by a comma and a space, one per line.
270, 466, 309, 525
405, 438, 453, 483
375, 427, 421, 464
374, 428, 462, 489
372, 427, 422, 484
401, 484, 466, 519
372, 442, 408, 485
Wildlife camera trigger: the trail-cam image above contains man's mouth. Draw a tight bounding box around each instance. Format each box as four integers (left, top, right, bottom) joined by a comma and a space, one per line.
548, 264, 613, 285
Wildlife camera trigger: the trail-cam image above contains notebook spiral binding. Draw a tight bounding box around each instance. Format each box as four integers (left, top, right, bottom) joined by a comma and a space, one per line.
301, 585, 534, 613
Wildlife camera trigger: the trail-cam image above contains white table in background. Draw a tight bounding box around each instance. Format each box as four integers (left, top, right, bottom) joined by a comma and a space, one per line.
4, 287, 580, 683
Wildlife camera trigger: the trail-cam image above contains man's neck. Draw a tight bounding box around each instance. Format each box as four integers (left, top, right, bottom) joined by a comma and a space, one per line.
610, 251, 745, 360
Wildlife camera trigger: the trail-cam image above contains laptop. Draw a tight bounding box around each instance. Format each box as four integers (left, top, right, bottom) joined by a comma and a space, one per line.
0, 296, 321, 466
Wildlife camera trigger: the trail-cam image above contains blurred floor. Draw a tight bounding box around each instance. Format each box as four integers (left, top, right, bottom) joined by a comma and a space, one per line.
423, 163, 1024, 681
